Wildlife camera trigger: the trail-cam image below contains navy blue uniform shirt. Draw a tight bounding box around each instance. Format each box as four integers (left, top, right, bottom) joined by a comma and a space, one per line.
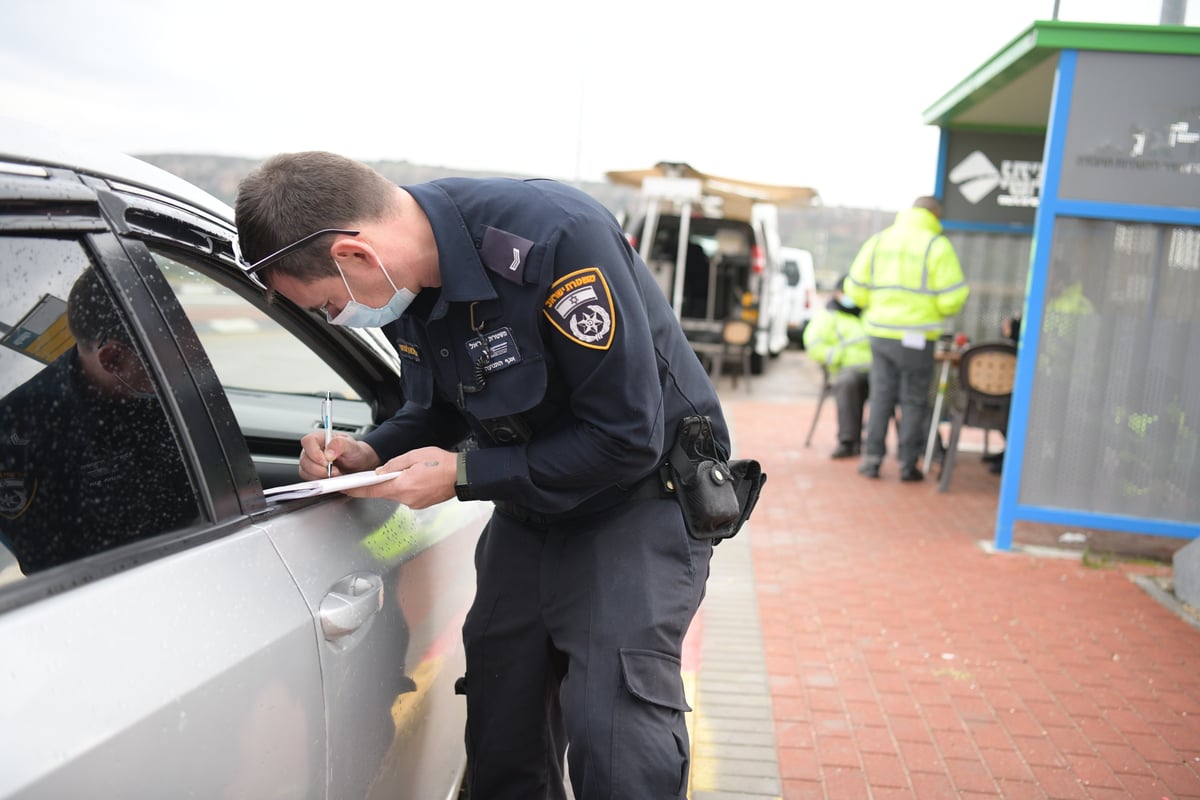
0, 349, 197, 573
361, 178, 729, 516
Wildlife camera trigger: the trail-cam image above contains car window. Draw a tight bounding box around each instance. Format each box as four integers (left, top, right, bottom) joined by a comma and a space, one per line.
151, 251, 359, 399
145, 247, 380, 490
0, 236, 202, 581
783, 260, 801, 285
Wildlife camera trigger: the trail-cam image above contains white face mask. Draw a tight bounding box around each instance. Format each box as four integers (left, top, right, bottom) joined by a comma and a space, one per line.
328, 259, 416, 328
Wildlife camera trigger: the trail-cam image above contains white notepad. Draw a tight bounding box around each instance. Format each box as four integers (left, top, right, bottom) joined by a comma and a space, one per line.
264, 470, 402, 502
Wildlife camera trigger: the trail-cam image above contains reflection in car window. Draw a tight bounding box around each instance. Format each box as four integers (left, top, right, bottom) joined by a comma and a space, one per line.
0, 238, 200, 579
150, 251, 358, 399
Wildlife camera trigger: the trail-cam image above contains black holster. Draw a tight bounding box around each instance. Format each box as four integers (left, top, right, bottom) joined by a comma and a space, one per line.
665, 415, 766, 542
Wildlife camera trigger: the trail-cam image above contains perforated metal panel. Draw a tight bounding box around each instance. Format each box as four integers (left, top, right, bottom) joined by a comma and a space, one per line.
943, 231, 1032, 343
1019, 218, 1200, 523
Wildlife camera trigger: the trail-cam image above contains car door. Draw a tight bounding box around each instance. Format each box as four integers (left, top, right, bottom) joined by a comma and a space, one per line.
0, 165, 329, 799
107, 179, 488, 799
0, 156, 486, 799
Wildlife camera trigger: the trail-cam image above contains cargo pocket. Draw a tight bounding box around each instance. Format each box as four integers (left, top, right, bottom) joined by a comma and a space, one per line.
614, 648, 691, 798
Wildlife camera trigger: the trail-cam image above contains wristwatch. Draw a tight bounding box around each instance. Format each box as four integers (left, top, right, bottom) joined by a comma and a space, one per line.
454, 451, 473, 501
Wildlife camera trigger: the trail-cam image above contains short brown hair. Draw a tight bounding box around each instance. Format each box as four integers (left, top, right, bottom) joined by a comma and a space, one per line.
67, 267, 127, 347
912, 195, 943, 218
235, 151, 397, 282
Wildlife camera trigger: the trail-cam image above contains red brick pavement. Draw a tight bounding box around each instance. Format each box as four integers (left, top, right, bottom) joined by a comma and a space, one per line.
723, 395, 1200, 800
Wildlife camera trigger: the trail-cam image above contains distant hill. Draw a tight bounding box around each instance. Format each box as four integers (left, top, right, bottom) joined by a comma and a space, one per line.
137, 153, 640, 217
136, 153, 895, 278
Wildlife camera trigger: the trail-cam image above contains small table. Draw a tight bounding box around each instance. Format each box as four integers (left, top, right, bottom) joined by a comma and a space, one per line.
923, 347, 962, 473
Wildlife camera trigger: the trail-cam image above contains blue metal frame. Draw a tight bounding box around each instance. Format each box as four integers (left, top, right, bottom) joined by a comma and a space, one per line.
1012, 505, 1200, 539
942, 220, 1036, 235
993, 50, 1074, 552
993, 48, 1200, 549
934, 128, 950, 200
1051, 199, 1200, 226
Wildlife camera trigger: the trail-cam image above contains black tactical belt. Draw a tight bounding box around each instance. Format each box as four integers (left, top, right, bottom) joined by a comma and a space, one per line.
493, 469, 670, 526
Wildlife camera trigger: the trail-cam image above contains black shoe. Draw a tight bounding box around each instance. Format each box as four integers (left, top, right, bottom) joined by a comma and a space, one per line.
988, 458, 1004, 475
900, 465, 924, 482
981, 451, 1005, 464
858, 461, 880, 479
831, 442, 859, 459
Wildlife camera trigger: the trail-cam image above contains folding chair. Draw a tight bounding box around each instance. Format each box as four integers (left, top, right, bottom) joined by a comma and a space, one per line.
804, 365, 834, 447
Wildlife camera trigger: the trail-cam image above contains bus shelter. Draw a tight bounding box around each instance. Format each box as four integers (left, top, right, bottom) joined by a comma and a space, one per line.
922, 21, 1200, 549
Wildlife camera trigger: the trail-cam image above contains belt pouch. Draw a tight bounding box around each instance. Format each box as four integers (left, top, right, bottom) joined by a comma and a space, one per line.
727, 458, 767, 535
668, 416, 750, 541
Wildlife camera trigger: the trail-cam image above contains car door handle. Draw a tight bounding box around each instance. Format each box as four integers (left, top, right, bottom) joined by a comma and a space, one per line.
319, 573, 384, 640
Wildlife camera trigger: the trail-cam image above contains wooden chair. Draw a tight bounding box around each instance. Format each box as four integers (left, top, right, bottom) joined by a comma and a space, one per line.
938, 342, 1018, 492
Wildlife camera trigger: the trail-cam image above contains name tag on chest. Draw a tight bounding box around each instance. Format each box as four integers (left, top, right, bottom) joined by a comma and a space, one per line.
466, 326, 523, 374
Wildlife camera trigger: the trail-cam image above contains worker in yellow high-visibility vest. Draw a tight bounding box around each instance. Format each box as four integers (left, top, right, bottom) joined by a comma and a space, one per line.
803, 275, 872, 459
846, 196, 969, 482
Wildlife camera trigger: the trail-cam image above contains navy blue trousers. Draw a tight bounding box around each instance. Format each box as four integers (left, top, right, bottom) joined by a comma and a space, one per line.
461, 495, 712, 799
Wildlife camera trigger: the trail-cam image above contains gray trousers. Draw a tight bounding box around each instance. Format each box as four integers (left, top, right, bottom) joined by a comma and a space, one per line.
864, 336, 934, 468
834, 368, 870, 445
462, 496, 711, 799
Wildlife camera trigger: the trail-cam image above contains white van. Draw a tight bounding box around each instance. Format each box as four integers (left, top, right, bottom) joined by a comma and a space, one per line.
780, 247, 818, 346
608, 164, 818, 373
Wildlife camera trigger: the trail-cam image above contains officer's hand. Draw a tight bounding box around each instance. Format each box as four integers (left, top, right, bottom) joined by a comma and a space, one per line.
344, 446, 457, 509
299, 431, 381, 481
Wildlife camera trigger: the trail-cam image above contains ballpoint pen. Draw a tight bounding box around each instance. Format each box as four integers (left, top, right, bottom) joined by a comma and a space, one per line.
322, 391, 333, 478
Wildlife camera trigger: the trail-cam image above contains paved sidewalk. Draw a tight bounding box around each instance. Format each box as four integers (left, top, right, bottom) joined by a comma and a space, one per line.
687, 351, 1200, 800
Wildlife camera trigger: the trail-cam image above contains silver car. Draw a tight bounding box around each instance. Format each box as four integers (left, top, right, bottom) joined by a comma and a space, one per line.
0, 122, 487, 799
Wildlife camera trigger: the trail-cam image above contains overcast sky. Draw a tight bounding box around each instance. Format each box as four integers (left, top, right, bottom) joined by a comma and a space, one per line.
2, 0, 1195, 210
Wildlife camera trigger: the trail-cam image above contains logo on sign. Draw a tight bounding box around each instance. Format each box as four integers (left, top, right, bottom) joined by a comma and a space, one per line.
949, 150, 1042, 207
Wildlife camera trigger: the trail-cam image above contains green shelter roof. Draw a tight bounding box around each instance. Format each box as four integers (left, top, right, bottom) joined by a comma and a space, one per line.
923, 20, 1200, 131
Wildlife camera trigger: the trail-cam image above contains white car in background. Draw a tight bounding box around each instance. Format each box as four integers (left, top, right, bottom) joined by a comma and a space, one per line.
780, 246, 817, 346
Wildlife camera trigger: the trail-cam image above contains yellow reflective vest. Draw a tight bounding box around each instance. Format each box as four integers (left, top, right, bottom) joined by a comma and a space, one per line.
802, 304, 872, 378
845, 207, 969, 341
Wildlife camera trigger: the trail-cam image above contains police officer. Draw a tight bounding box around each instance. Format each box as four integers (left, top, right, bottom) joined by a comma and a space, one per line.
235, 151, 732, 800
845, 196, 969, 482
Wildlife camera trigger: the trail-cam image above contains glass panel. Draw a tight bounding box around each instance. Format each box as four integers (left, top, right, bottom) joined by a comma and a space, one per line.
0, 237, 201, 579
146, 247, 378, 491
1020, 219, 1200, 524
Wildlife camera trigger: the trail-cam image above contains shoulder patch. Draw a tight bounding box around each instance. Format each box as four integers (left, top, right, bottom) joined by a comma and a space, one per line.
481, 226, 535, 285
1, 438, 36, 520
543, 267, 616, 351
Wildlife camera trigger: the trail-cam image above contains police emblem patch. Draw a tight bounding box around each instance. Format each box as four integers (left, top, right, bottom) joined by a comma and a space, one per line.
0, 437, 35, 520
543, 267, 615, 350
0, 471, 34, 520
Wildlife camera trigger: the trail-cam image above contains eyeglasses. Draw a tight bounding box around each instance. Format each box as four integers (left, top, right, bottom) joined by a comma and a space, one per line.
242, 228, 360, 287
